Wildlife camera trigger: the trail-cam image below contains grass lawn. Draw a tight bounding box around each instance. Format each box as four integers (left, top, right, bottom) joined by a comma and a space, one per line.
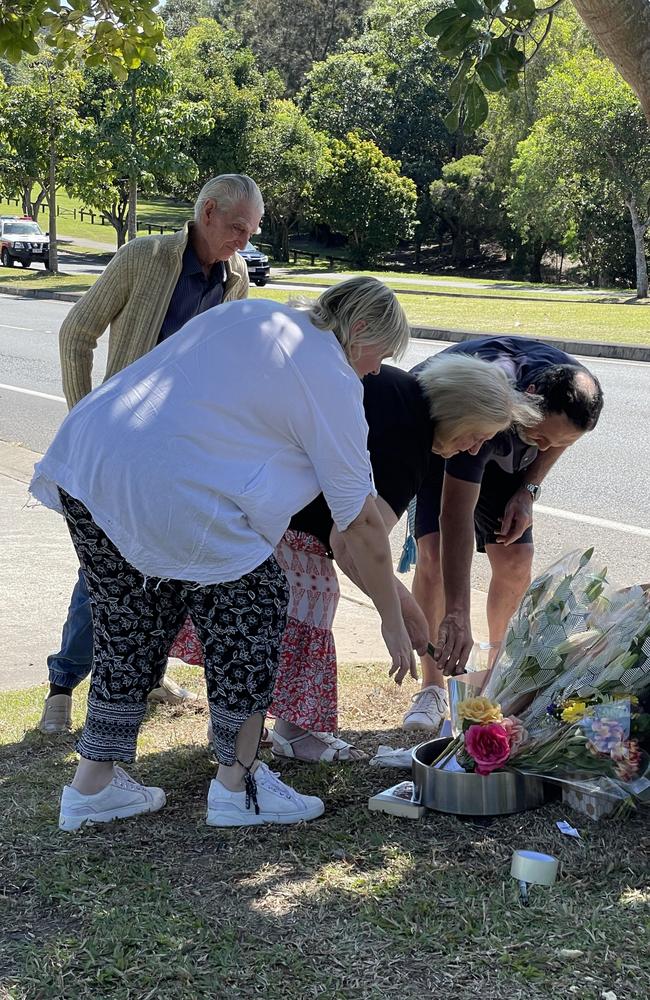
276, 266, 629, 296
1, 193, 192, 250
1, 665, 647, 1000
249, 285, 650, 346
0, 269, 97, 294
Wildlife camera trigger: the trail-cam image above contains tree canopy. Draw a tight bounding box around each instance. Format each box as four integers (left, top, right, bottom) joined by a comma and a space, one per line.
0, 1, 164, 78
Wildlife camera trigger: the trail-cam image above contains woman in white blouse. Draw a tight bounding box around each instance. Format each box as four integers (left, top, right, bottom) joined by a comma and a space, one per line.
31, 277, 419, 831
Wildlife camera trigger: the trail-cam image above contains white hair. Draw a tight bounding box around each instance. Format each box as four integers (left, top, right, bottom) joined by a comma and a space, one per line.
416, 353, 542, 447
194, 174, 264, 220
301, 276, 411, 364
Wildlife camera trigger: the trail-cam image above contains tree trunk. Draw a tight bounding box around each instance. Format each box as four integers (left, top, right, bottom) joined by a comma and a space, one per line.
33, 187, 48, 219
47, 137, 58, 274
128, 175, 138, 242
528, 242, 545, 283
451, 229, 466, 264
574, 0, 650, 127
281, 220, 290, 262
22, 185, 31, 216
625, 194, 649, 298
127, 76, 139, 242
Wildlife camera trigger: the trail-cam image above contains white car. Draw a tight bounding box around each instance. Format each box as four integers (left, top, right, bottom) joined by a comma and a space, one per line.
0, 217, 50, 269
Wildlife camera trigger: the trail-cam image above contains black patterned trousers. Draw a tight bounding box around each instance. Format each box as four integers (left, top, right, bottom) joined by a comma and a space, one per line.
59, 491, 289, 766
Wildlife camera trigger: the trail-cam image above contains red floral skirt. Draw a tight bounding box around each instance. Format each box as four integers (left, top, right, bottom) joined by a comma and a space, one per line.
169, 529, 340, 731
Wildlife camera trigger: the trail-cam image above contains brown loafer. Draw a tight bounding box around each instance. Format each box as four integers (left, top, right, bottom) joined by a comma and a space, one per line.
39, 693, 72, 734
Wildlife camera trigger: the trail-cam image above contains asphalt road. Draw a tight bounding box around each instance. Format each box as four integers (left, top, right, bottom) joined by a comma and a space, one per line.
1, 293, 648, 591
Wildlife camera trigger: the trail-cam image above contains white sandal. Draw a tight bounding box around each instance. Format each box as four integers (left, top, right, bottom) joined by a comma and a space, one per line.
271, 729, 368, 763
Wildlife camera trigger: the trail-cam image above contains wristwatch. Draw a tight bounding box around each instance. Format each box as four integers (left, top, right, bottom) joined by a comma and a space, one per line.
523, 483, 542, 502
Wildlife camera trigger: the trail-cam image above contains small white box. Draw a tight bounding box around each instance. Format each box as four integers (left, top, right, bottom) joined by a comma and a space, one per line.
368, 781, 427, 819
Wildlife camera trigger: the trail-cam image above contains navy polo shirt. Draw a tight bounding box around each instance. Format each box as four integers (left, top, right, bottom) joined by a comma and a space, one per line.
157, 241, 226, 344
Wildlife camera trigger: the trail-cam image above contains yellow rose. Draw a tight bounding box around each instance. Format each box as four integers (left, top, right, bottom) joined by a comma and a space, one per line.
456, 696, 503, 725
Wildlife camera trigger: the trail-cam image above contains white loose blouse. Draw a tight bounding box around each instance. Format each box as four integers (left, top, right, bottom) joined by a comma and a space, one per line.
30, 299, 376, 584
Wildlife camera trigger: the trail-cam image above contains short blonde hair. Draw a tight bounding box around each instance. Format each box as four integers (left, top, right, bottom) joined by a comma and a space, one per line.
305, 277, 411, 364
416, 353, 542, 448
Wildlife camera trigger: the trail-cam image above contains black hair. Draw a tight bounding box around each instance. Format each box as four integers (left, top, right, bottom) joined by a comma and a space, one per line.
532, 364, 603, 431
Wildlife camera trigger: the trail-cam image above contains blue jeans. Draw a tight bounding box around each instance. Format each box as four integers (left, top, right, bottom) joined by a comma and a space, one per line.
47, 568, 94, 688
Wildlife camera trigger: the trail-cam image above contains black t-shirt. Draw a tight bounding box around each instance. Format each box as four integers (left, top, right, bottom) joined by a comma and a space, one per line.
289, 364, 434, 549
410, 336, 577, 484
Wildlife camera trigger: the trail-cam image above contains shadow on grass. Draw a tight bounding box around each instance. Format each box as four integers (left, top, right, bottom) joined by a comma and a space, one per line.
1, 704, 647, 999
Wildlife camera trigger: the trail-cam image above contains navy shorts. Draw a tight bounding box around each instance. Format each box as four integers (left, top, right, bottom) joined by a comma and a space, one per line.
414, 459, 534, 553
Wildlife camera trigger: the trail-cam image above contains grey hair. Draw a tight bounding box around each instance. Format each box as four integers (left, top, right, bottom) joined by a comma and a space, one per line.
304, 277, 411, 364
194, 174, 264, 220
416, 353, 543, 448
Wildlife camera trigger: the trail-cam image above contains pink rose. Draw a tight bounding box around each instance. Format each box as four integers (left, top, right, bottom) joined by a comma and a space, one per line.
464, 723, 511, 776
501, 716, 528, 756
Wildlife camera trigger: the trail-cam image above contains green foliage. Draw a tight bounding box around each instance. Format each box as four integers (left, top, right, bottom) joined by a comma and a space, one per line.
425, 1, 555, 130
244, 100, 331, 259
0, 53, 85, 214
217, 0, 370, 94
0, 1, 164, 78
429, 153, 505, 262
170, 19, 281, 190
508, 51, 650, 292
64, 59, 207, 243
301, 52, 389, 144
314, 132, 417, 265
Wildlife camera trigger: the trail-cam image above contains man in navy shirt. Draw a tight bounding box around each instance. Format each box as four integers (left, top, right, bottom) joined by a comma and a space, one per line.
403, 336, 604, 733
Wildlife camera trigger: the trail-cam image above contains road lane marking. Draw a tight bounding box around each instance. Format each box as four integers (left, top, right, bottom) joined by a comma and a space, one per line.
0, 382, 65, 403
536, 504, 650, 538
0, 323, 34, 331
0, 380, 647, 538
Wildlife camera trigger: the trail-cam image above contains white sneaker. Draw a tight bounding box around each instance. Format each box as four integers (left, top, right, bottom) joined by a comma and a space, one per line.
148, 675, 198, 705
402, 685, 448, 733
59, 766, 166, 831
206, 762, 325, 827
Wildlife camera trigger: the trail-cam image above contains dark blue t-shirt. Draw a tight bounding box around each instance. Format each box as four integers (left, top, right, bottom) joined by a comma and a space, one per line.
411, 336, 577, 484
157, 240, 226, 344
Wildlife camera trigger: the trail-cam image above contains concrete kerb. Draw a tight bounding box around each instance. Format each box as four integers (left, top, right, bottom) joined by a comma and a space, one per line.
2, 283, 648, 361
410, 325, 650, 363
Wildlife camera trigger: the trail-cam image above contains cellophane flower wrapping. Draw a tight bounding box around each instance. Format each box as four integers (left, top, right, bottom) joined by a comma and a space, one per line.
477, 548, 650, 807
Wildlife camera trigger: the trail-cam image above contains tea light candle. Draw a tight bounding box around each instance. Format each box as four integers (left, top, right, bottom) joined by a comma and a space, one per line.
511, 850, 559, 886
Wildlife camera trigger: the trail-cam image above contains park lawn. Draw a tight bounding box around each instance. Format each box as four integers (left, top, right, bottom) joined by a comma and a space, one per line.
1, 192, 191, 250
249, 285, 650, 345
274, 264, 634, 303
0, 267, 646, 345
0, 665, 647, 1000
0, 269, 96, 293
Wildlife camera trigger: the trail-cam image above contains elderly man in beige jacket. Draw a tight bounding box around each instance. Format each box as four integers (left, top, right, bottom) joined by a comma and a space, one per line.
40, 174, 263, 734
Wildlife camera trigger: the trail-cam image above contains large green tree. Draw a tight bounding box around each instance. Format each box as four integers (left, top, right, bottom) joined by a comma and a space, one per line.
509, 52, 650, 295
217, 0, 370, 94
302, 1, 456, 252
245, 100, 331, 260
66, 60, 206, 247
313, 132, 417, 265
0, 54, 84, 271
429, 153, 505, 264
170, 19, 280, 191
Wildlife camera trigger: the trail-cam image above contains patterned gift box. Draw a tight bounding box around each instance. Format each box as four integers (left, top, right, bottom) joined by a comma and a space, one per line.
562, 784, 618, 821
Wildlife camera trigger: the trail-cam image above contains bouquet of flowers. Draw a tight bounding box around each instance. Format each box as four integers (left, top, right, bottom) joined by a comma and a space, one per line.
435, 550, 650, 811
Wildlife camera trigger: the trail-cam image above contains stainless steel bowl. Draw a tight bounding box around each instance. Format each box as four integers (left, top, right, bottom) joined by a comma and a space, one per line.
412, 738, 547, 816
